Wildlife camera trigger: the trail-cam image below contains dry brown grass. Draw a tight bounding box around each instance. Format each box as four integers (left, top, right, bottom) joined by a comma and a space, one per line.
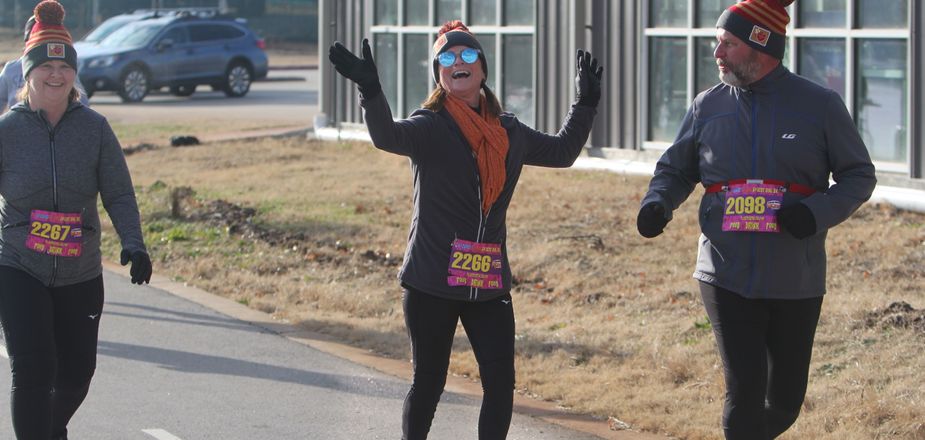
105, 135, 925, 440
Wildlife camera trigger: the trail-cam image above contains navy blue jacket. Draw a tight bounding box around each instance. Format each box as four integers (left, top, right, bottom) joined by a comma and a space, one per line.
642, 65, 876, 299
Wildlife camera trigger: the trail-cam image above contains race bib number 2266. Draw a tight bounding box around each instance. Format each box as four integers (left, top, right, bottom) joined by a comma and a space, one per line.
447, 239, 503, 289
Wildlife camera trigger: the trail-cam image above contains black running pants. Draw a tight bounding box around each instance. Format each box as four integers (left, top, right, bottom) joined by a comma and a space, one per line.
700, 282, 823, 440
401, 287, 515, 440
0, 266, 104, 440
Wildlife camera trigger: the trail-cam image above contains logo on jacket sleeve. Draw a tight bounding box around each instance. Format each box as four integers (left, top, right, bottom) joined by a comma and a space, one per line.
749, 26, 770, 47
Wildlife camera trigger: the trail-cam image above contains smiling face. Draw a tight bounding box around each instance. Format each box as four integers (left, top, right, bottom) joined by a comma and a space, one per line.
438, 45, 485, 106
26, 60, 76, 108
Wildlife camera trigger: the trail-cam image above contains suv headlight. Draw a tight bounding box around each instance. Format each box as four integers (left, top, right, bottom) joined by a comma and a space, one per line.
87, 55, 118, 69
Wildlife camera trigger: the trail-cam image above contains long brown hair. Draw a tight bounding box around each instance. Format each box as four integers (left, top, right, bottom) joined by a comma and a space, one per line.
422, 82, 503, 118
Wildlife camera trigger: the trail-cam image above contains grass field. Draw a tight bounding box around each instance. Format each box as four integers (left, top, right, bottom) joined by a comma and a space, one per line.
99, 134, 925, 439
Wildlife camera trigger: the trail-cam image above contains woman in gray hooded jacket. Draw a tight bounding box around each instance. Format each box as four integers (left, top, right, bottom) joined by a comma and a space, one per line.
0, 2, 151, 439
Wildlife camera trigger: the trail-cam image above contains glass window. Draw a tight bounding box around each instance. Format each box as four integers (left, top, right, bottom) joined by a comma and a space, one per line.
158, 26, 189, 46
696, 0, 727, 28
405, 0, 429, 25
648, 37, 688, 142
375, 0, 398, 25
856, 39, 907, 163
83, 15, 142, 44
650, 0, 688, 27
502, 35, 534, 126
375, 34, 399, 116
695, 37, 718, 94
504, 0, 534, 25
858, 0, 908, 28
437, 0, 462, 25
798, 38, 846, 99
798, 0, 846, 28
100, 21, 164, 47
470, 0, 497, 25
404, 34, 431, 117
475, 33, 496, 88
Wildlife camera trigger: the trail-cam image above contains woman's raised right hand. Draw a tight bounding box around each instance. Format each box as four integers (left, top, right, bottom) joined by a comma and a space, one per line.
328, 38, 382, 99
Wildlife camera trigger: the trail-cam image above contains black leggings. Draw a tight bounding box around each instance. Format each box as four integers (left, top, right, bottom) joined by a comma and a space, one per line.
700, 282, 823, 440
0, 266, 104, 440
401, 287, 515, 440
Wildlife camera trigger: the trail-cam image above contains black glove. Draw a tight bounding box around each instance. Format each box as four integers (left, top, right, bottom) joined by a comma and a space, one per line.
575, 49, 603, 108
328, 38, 382, 99
121, 249, 152, 285
637, 202, 669, 238
777, 202, 816, 239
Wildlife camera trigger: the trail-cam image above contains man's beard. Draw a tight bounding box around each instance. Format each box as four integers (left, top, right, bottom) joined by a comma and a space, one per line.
718, 51, 761, 87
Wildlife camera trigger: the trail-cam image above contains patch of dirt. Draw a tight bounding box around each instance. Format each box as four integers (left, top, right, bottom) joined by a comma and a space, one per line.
167, 186, 401, 268
864, 301, 925, 334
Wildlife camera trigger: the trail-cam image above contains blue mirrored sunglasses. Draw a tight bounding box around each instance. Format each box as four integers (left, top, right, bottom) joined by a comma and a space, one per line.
437, 48, 480, 67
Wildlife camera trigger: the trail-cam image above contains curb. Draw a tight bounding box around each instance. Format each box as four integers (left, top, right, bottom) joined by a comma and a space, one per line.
256, 76, 307, 82
269, 64, 318, 71
102, 260, 669, 440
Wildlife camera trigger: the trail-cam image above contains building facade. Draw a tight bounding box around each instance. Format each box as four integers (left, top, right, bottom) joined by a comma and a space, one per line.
319, 0, 923, 186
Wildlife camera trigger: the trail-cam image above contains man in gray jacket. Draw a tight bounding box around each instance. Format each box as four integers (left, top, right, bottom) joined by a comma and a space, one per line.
636, 0, 876, 439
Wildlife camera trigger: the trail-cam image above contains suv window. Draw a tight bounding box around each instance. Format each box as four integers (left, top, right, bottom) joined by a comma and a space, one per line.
82, 14, 144, 43
99, 21, 165, 48
158, 25, 190, 46
188, 24, 245, 42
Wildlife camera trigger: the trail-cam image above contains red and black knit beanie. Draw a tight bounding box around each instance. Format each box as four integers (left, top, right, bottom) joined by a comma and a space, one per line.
21, 1, 77, 79
431, 20, 487, 84
716, 0, 794, 60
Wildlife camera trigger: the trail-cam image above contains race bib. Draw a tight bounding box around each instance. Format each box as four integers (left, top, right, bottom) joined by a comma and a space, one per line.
722, 183, 784, 233
447, 238, 503, 289
25, 210, 83, 257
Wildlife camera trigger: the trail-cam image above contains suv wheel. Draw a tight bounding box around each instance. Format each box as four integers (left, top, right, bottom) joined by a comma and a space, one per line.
119, 66, 149, 103
223, 62, 252, 98
170, 85, 196, 97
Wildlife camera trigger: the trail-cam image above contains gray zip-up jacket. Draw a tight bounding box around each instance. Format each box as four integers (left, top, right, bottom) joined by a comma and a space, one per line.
362, 92, 596, 301
0, 101, 146, 287
641, 64, 876, 299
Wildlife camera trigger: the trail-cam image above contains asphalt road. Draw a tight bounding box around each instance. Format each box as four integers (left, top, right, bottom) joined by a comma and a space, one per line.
86, 69, 318, 127
0, 270, 605, 440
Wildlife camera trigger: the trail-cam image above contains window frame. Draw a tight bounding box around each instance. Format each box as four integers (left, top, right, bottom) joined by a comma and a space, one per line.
370, 0, 534, 120
640, 1, 913, 174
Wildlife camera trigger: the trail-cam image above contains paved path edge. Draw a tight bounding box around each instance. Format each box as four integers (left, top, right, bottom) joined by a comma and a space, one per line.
102, 254, 669, 439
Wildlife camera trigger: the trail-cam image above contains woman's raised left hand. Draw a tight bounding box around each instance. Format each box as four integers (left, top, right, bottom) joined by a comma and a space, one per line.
575, 49, 603, 108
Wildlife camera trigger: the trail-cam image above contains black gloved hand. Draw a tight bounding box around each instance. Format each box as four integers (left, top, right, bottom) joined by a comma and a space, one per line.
121, 249, 152, 285
575, 49, 604, 108
777, 202, 816, 239
637, 202, 669, 238
328, 38, 382, 99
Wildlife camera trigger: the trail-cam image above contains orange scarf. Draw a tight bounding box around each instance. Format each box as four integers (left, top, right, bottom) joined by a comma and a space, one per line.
444, 94, 509, 214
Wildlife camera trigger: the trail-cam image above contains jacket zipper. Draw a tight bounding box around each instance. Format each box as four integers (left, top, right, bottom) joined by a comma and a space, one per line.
470, 151, 491, 302
43, 111, 62, 286
745, 93, 758, 296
